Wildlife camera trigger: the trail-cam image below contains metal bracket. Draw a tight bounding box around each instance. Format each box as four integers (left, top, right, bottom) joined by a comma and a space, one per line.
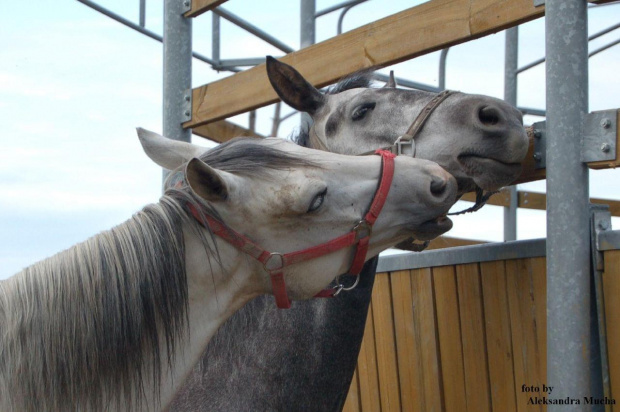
591, 204, 612, 271
581, 110, 617, 163
533, 0, 545, 6
532, 120, 546, 169
182, 0, 191, 14
183, 89, 192, 122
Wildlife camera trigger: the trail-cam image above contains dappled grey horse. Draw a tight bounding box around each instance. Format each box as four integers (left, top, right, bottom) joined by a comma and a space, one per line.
169, 58, 529, 411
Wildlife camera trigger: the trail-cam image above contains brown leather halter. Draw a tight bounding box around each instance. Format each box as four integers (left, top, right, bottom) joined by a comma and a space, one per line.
187, 149, 397, 309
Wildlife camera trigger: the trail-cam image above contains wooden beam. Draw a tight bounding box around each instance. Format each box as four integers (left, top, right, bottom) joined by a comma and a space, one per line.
185, 0, 544, 128
460, 189, 620, 217
184, 0, 228, 18
426, 236, 486, 250
192, 120, 263, 143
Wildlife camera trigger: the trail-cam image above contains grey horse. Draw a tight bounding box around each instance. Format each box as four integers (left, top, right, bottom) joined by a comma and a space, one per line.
169, 57, 529, 411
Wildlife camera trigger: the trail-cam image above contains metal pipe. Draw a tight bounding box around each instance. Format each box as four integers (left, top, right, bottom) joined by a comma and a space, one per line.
77, 0, 219, 68
337, 4, 356, 35
519, 106, 546, 117
374, 73, 441, 93
315, 0, 368, 18
214, 8, 294, 53
545, 0, 591, 407
163, 0, 192, 181
518, 21, 620, 74
300, 0, 316, 130
139, 0, 146, 27
212, 13, 220, 66
504, 28, 518, 241
438, 48, 450, 90
589, 37, 620, 58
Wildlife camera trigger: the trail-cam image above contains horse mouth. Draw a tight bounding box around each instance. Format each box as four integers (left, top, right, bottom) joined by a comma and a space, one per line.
457, 154, 522, 191
416, 215, 453, 240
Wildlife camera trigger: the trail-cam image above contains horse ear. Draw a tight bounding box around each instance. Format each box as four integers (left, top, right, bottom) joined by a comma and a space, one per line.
137, 128, 204, 170
383, 71, 397, 88
185, 158, 229, 202
266, 56, 325, 115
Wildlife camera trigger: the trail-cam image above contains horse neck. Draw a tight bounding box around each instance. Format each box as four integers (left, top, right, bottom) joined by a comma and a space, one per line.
159, 221, 261, 409
0, 199, 258, 412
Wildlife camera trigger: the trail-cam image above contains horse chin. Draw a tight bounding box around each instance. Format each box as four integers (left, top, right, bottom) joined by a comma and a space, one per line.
413, 216, 453, 241
458, 155, 522, 191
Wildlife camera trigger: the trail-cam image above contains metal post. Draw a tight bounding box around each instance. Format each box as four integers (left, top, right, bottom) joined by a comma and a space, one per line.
300, 0, 315, 130
438, 48, 449, 91
163, 0, 192, 182
139, 0, 146, 27
545, 0, 590, 408
504, 28, 518, 241
212, 13, 220, 67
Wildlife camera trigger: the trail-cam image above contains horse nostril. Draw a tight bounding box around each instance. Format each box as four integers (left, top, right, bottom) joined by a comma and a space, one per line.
478, 106, 501, 127
430, 175, 447, 196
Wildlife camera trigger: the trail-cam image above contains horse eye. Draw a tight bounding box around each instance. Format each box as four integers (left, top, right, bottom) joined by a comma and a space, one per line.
352, 103, 376, 121
307, 188, 327, 213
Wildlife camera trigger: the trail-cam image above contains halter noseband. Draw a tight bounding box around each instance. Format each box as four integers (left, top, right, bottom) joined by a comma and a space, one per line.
186, 149, 396, 309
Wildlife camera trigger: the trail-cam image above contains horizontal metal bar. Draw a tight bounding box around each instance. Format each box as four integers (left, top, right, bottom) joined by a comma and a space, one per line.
217, 57, 267, 67
214, 7, 295, 54
597, 229, 620, 251
517, 21, 620, 74
315, 0, 369, 18
77, 0, 222, 68
589, 21, 620, 41
520, 106, 547, 117
589, 37, 620, 58
376, 238, 546, 272
374, 73, 441, 93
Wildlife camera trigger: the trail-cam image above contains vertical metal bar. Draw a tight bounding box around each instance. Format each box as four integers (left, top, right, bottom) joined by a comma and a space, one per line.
545, 0, 590, 408
139, 0, 146, 27
163, 0, 192, 182
300, 0, 315, 130
212, 13, 220, 66
504, 28, 518, 241
300, 0, 316, 48
438, 48, 449, 91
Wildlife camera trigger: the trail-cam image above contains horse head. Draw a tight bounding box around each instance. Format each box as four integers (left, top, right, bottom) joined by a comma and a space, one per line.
137, 129, 457, 300
266, 56, 529, 195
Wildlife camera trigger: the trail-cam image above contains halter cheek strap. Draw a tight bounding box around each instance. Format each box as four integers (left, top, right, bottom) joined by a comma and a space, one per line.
187, 149, 396, 309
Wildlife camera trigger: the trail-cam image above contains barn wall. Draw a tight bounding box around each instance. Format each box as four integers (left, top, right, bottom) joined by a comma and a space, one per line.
342, 245, 620, 412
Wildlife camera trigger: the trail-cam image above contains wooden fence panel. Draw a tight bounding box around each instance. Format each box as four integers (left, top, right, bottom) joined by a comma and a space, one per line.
603, 250, 620, 412
345, 257, 558, 411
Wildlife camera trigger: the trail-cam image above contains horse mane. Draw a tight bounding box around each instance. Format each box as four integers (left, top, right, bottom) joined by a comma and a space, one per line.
291, 68, 377, 148
0, 137, 317, 412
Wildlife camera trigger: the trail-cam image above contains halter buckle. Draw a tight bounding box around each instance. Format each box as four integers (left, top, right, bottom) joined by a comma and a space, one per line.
354, 220, 372, 240
393, 135, 416, 156
263, 253, 284, 272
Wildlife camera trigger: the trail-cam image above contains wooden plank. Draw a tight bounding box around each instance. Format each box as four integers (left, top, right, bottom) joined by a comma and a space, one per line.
184, 0, 228, 18
186, 0, 543, 127
530, 257, 547, 400
193, 119, 263, 143
411, 268, 444, 412
433, 265, 468, 411
456, 263, 492, 412
390, 270, 421, 412
506, 259, 545, 412
372, 273, 402, 412
603, 250, 620, 410
343, 368, 361, 412
426, 236, 486, 250
480, 261, 518, 412
356, 298, 382, 412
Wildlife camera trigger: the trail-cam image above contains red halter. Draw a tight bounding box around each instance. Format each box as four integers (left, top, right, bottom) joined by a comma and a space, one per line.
187, 149, 396, 309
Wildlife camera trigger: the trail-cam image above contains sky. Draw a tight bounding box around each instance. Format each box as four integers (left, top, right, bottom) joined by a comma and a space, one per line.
1, 0, 619, 279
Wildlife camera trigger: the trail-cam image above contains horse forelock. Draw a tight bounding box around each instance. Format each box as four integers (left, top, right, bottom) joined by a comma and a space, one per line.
0, 195, 209, 412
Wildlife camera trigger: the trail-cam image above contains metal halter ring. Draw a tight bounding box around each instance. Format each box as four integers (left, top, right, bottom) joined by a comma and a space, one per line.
263, 252, 285, 272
